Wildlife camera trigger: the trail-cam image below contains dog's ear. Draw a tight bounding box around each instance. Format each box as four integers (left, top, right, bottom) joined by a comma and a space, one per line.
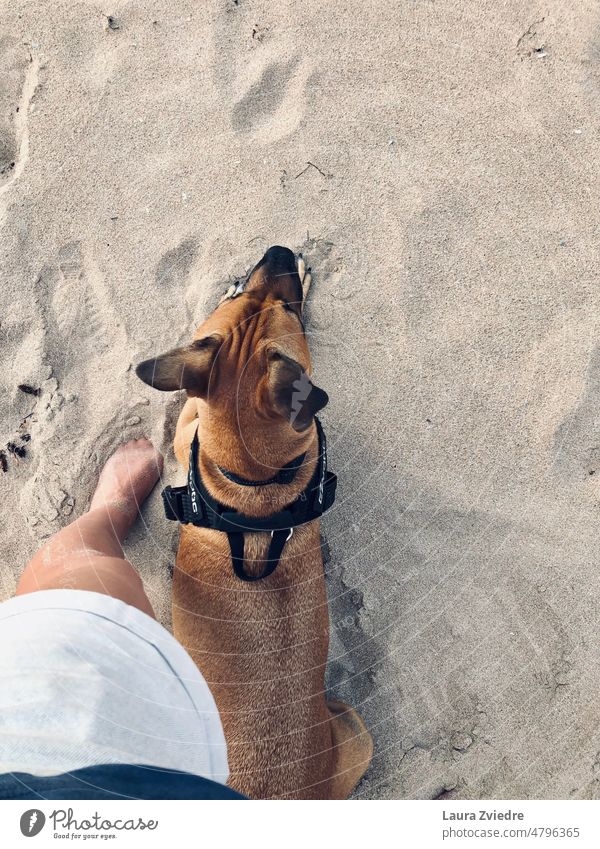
135, 334, 223, 397
263, 346, 328, 432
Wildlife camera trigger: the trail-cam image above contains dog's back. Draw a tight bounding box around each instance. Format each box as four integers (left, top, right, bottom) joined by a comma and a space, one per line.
174, 521, 335, 799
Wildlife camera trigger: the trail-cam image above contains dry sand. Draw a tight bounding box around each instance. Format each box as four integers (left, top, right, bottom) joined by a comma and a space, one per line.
2, 0, 600, 799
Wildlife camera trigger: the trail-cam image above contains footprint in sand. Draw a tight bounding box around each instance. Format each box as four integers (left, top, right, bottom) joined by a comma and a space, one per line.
37, 239, 129, 409
211, 5, 313, 144
23, 243, 132, 536
231, 57, 312, 143
156, 238, 198, 288
0, 36, 39, 199
49, 241, 112, 367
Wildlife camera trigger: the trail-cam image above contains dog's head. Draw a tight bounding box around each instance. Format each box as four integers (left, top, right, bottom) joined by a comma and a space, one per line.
136, 247, 328, 441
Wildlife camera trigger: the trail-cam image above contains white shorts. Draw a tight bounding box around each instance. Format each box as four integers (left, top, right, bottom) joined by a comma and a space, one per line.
0, 590, 228, 784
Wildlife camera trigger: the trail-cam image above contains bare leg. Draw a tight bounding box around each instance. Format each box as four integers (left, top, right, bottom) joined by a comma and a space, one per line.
16, 438, 163, 619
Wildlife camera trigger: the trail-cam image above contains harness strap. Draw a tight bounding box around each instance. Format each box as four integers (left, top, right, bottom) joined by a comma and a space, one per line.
228, 528, 293, 582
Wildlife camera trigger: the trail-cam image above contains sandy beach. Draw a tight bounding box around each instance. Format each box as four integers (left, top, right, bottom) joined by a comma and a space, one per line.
2, 0, 600, 798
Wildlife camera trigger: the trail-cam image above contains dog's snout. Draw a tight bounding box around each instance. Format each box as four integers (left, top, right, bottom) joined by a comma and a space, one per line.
262, 245, 297, 272
245, 245, 303, 305
250, 245, 297, 280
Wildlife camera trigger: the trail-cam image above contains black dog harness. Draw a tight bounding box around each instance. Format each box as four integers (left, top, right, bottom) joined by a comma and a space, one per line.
162, 418, 337, 582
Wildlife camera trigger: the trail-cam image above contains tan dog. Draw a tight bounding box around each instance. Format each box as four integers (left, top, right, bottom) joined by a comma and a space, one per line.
136, 246, 372, 799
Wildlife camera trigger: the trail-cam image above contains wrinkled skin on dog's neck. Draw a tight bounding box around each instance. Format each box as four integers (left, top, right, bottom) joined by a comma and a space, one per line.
194, 290, 318, 482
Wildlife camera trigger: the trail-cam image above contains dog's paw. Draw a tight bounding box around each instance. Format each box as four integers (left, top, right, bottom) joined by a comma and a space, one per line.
296, 253, 312, 307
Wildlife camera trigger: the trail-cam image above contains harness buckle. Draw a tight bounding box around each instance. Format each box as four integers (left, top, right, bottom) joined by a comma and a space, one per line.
162, 485, 188, 522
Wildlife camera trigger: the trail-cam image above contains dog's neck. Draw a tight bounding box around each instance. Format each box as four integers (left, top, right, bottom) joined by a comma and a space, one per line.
196, 416, 319, 519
